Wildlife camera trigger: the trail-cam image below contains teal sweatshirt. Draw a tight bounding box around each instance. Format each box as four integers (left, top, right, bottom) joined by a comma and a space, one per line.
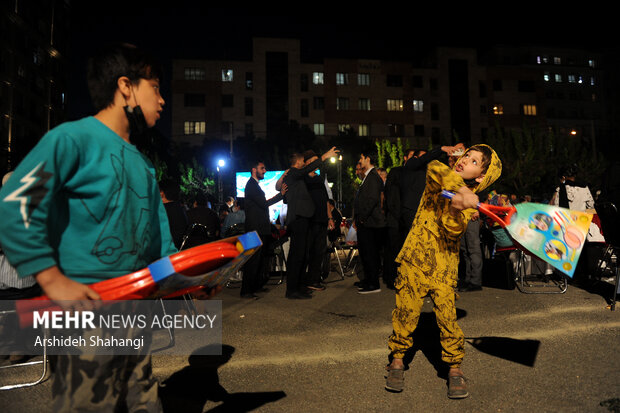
0, 117, 177, 283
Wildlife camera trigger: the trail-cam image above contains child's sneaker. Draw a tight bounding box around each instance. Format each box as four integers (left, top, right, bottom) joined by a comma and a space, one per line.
447, 370, 469, 399
385, 367, 404, 392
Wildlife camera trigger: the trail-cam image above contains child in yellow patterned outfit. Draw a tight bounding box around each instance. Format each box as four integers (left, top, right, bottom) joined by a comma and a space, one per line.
385, 144, 502, 398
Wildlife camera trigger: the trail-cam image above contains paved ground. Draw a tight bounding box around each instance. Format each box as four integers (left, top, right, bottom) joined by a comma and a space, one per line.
1, 264, 619, 413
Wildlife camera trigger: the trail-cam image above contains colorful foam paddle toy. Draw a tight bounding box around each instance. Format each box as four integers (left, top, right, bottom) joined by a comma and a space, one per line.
16, 232, 262, 327
441, 190, 592, 277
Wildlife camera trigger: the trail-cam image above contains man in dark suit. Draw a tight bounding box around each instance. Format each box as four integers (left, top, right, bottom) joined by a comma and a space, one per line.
398, 144, 465, 244
159, 179, 189, 250
383, 148, 416, 290
302, 150, 333, 292
282, 146, 339, 299
354, 148, 387, 294
241, 161, 286, 299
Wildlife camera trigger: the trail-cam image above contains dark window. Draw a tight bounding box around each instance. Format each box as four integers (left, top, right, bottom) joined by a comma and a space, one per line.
301, 99, 309, 117
313, 97, 324, 110
388, 123, 404, 137
431, 103, 439, 121
412, 75, 423, 88
246, 72, 253, 90
245, 97, 253, 116
300, 74, 308, 92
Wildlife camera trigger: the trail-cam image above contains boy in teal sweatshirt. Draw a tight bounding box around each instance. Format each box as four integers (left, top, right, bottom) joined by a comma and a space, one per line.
0, 43, 175, 412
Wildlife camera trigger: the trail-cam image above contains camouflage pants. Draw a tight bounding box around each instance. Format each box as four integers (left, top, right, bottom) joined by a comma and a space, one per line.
388, 261, 465, 367
49, 352, 161, 413
48, 301, 161, 413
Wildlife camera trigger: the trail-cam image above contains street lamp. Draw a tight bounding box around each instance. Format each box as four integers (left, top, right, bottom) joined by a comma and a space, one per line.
329, 155, 343, 210
216, 159, 226, 205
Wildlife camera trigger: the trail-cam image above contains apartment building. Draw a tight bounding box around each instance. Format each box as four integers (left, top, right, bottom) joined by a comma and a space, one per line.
172, 38, 584, 153
172, 38, 496, 150
0, 0, 70, 171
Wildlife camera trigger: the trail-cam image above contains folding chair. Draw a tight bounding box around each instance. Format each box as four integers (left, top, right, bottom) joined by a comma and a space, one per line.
593, 201, 620, 310
156, 224, 203, 349
0, 309, 48, 390
265, 232, 288, 285
491, 228, 567, 294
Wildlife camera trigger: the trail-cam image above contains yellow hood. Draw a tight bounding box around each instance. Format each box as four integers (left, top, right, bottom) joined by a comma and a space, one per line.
455, 144, 502, 194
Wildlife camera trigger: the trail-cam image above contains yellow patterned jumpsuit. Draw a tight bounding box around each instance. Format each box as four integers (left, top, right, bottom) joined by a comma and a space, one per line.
388, 145, 502, 367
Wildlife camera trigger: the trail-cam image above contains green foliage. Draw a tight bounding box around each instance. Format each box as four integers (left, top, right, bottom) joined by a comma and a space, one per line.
375, 138, 408, 171
486, 122, 607, 200
177, 158, 216, 204
150, 152, 168, 182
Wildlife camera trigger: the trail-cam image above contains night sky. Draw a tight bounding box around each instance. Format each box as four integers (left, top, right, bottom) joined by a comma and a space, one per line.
65, 4, 612, 136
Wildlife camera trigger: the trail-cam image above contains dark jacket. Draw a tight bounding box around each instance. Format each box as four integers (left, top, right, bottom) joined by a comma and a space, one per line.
353, 167, 386, 228
244, 177, 282, 236
384, 166, 402, 228
305, 174, 329, 224
399, 146, 448, 228
283, 158, 322, 225
164, 201, 189, 249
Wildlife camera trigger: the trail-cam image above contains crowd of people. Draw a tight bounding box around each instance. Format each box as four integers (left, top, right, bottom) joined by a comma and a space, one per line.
1, 40, 619, 412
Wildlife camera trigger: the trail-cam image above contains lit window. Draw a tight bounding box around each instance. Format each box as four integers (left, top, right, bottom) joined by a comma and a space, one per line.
338, 124, 351, 133
553, 57, 561, 65
313, 72, 324, 85
523, 105, 537, 116
336, 73, 349, 85
357, 73, 370, 86
222, 69, 233, 82
387, 99, 403, 111
336, 98, 349, 110
590, 76, 596, 86
413, 100, 424, 112
359, 98, 371, 111
184, 121, 206, 135
358, 124, 369, 136
554, 74, 562, 83
544, 72, 550, 82
568, 75, 576, 83
588, 59, 596, 68
184, 67, 205, 80
492, 104, 504, 115
313, 123, 325, 135
578, 75, 583, 84
536, 56, 542, 64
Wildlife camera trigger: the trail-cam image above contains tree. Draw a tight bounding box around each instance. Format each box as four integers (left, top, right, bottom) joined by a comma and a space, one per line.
486, 122, 607, 200
375, 137, 410, 171
177, 158, 216, 205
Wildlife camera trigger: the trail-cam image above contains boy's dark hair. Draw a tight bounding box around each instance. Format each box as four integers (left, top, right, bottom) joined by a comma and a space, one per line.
468, 144, 493, 173
87, 43, 163, 112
